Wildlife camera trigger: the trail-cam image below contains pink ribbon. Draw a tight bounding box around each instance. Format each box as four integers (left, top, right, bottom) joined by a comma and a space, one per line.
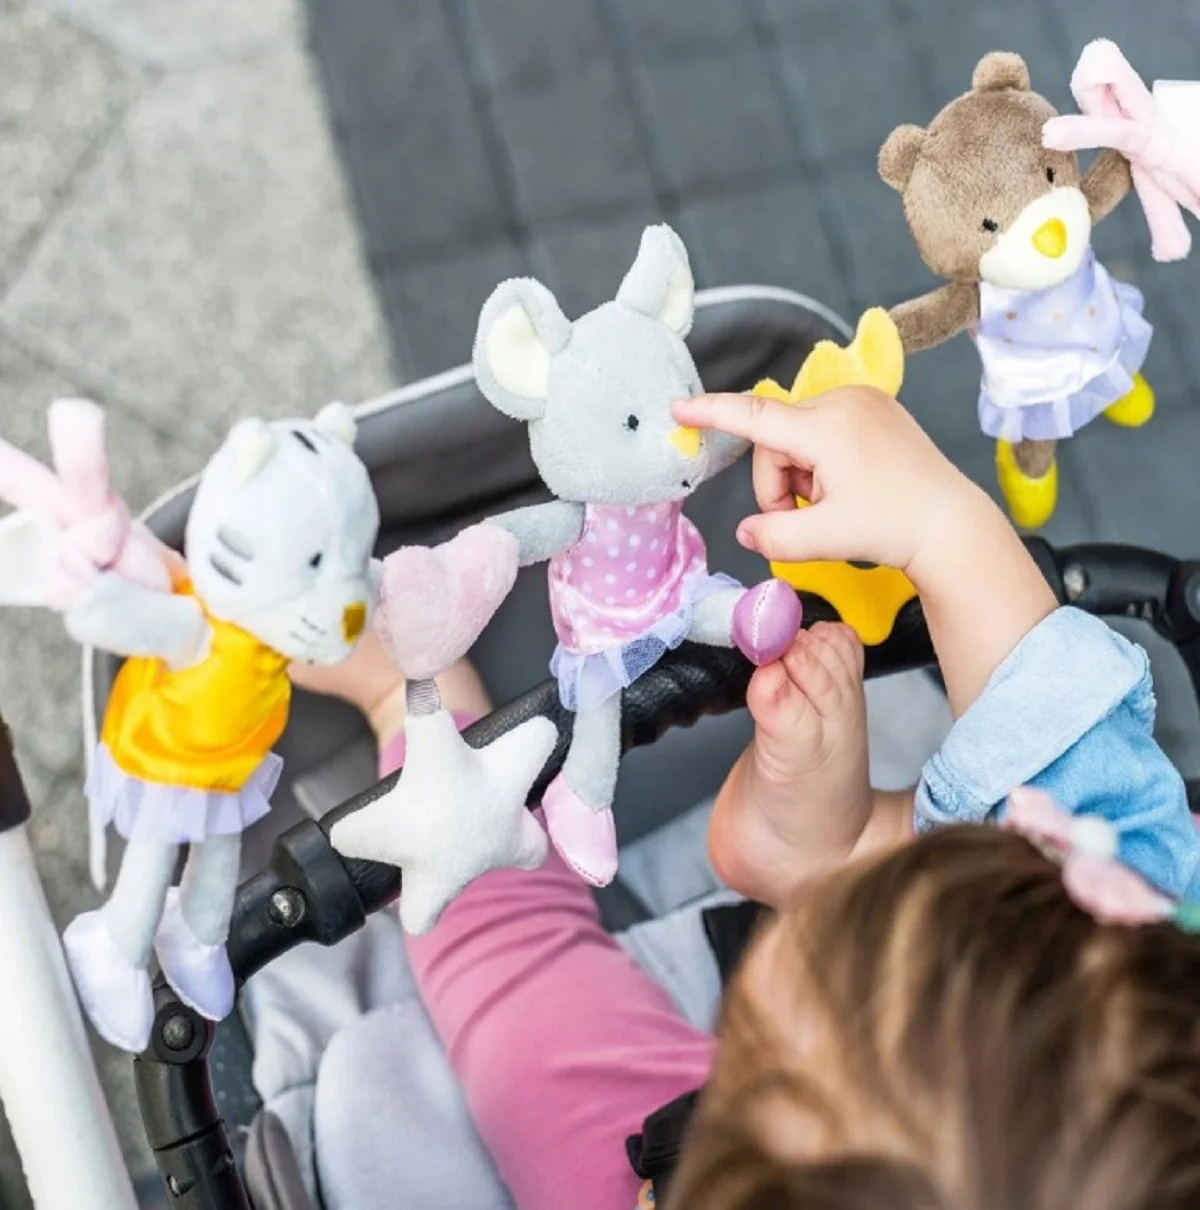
1004, 787, 1176, 926
0, 399, 173, 611
1043, 38, 1200, 262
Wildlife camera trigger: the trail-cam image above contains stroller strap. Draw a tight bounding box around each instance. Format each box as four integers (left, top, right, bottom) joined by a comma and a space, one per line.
625, 899, 770, 1202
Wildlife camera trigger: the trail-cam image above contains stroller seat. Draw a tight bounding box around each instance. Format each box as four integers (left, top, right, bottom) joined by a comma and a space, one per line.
83, 284, 1200, 1210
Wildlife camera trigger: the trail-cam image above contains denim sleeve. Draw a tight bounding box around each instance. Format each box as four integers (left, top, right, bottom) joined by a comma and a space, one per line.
915, 607, 1200, 899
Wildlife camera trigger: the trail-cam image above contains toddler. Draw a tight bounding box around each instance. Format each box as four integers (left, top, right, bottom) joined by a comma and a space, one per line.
295, 384, 1200, 1209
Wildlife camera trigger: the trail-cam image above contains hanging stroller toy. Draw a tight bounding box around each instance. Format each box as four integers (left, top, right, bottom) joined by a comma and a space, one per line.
0, 398, 380, 1053
353, 225, 802, 891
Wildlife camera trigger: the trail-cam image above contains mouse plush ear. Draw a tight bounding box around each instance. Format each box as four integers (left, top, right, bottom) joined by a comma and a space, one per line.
314, 401, 357, 446
879, 124, 927, 192
223, 417, 278, 485
972, 51, 1031, 92
473, 278, 571, 422
615, 224, 695, 337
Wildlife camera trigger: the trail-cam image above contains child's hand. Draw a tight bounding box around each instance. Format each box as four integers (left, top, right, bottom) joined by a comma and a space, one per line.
672, 386, 982, 576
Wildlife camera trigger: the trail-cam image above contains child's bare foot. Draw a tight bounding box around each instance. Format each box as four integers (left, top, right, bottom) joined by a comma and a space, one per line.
289, 625, 491, 745
709, 622, 871, 907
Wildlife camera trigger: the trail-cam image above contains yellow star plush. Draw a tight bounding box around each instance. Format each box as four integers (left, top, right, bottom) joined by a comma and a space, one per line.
752, 308, 916, 646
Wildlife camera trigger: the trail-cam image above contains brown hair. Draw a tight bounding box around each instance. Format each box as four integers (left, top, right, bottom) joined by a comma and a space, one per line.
669, 826, 1200, 1210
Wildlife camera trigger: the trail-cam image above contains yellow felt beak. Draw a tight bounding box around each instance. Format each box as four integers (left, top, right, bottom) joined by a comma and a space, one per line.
668, 425, 702, 459
1032, 217, 1067, 259
342, 601, 367, 644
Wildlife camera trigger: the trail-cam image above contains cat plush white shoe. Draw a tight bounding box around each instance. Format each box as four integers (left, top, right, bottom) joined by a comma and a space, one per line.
154, 888, 235, 1022
62, 909, 154, 1053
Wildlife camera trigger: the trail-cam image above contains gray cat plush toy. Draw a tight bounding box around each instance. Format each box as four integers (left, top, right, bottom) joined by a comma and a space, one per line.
469, 224, 802, 886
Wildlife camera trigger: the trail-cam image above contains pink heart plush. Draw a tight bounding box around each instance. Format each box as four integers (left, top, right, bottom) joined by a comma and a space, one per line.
376, 523, 519, 680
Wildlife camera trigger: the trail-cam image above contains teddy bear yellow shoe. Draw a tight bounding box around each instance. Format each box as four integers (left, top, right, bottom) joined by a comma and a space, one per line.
1103, 373, 1155, 428
995, 439, 1057, 530
753, 308, 917, 646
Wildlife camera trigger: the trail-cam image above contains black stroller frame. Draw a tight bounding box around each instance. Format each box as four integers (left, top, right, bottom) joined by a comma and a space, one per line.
6, 288, 1200, 1209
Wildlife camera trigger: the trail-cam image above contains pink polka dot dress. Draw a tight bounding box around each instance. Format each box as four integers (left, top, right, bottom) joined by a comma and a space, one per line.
547, 501, 738, 711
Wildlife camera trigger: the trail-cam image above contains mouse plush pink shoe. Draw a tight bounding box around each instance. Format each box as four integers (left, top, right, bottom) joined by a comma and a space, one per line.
541, 775, 619, 888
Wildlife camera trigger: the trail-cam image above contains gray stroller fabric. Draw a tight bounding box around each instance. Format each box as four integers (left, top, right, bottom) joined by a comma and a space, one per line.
242, 667, 951, 1210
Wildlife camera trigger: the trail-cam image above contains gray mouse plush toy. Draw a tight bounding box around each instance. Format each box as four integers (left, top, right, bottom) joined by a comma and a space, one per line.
471, 224, 802, 886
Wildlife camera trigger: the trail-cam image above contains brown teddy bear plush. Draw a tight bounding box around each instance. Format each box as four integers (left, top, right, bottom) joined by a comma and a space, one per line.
879, 51, 1152, 529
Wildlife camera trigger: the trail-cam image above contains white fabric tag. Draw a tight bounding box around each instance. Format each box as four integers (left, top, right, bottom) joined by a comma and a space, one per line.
1153, 79, 1200, 145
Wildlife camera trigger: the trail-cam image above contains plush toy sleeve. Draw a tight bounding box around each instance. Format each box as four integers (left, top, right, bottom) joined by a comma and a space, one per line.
1042, 39, 1200, 262
750, 309, 918, 645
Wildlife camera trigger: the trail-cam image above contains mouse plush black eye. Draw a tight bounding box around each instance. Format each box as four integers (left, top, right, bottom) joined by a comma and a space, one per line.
625, 415, 640, 431
1046, 166, 1056, 183
309, 552, 322, 569
981, 217, 999, 233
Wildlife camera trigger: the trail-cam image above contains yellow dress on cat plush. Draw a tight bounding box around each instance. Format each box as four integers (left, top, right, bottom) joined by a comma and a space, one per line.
751, 309, 918, 646
91, 577, 289, 842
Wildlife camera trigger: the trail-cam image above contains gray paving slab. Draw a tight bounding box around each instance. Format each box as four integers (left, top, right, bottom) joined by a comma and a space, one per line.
772, 0, 937, 166
824, 161, 940, 312
676, 177, 853, 317
458, 0, 610, 90
607, 0, 756, 54
380, 239, 529, 379
36, 0, 296, 70
490, 60, 659, 225
629, 45, 799, 196
895, 0, 1071, 111
1046, 0, 1200, 81
305, 0, 464, 131
342, 96, 511, 264
530, 211, 666, 318
0, 42, 394, 444
1063, 407, 1200, 560
0, 5, 142, 289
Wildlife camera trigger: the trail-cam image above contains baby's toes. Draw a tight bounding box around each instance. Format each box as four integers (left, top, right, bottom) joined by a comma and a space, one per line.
783, 633, 840, 717
747, 658, 812, 740
817, 622, 866, 685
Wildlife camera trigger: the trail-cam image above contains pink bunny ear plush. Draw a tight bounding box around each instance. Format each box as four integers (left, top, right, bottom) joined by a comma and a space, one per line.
1043, 38, 1200, 262
0, 399, 174, 610
375, 523, 519, 680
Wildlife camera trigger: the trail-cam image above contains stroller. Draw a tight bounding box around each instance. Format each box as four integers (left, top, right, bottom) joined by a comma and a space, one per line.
4, 284, 1200, 1209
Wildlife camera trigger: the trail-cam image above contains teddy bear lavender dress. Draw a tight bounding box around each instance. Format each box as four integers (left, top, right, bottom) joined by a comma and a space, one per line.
971, 243, 1151, 447
465, 224, 802, 888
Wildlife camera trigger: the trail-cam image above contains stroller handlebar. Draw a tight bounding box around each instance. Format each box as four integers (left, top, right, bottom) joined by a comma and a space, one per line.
235, 538, 1200, 968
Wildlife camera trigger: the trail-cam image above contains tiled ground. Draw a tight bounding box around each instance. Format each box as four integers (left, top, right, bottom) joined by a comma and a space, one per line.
307, 0, 1200, 556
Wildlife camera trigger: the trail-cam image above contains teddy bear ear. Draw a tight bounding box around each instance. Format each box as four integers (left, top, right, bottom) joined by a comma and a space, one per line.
972, 51, 1031, 92
878, 124, 927, 192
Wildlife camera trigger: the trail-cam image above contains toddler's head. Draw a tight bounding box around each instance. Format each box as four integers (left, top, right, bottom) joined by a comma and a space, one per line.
672, 826, 1200, 1209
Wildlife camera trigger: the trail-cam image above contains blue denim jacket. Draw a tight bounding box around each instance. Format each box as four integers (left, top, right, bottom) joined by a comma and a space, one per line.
916, 607, 1200, 899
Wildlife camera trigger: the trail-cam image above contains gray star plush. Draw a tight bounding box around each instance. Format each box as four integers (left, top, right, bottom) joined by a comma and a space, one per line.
329, 709, 556, 934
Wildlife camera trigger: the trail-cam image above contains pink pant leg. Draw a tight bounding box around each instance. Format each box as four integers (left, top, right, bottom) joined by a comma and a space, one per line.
380, 727, 714, 1210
